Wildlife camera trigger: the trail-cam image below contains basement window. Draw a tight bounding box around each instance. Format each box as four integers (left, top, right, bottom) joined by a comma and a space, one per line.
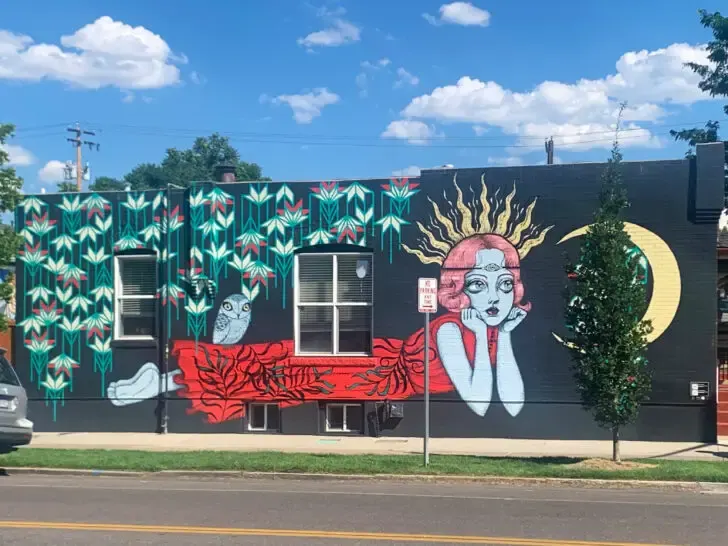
248, 403, 280, 432
325, 403, 363, 433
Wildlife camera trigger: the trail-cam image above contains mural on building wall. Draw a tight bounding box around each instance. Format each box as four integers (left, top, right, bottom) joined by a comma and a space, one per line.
14, 170, 683, 429
16, 192, 174, 420
401, 175, 553, 418
107, 175, 557, 423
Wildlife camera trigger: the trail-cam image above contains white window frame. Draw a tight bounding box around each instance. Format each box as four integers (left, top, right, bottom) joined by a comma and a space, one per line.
293, 252, 373, 357
247, 403, 279, 432
325, 403, 363, 433
113, 254, 158, 341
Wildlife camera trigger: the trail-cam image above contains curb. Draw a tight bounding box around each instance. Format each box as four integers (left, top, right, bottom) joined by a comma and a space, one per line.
1, 466, 723, 491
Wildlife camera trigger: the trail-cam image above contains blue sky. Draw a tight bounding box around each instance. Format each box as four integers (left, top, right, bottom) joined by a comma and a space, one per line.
0, 0, 725, 194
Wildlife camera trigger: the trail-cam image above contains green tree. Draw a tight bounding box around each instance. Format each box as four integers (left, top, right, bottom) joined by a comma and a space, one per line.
120, 133, 269, 190
0, 124, 25, 331
670, 10, 727, 154
563, 127, 653, 463
57, 182, 78, 193
88, 176, 126, 192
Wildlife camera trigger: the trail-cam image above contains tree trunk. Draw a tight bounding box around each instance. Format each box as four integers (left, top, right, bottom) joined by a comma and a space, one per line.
612, 426, 621, 463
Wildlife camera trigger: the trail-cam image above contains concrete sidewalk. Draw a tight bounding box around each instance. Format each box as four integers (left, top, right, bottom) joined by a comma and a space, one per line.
23, 433, 728, 461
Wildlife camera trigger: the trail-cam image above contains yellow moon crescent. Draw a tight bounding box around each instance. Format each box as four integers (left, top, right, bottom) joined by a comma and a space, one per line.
555, 222, 681, 344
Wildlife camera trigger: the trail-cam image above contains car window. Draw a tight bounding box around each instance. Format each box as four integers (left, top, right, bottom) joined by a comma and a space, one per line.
0, 356, 20, 386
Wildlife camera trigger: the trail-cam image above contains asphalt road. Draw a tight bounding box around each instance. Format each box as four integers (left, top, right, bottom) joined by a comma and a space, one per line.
0, 474, 726, 545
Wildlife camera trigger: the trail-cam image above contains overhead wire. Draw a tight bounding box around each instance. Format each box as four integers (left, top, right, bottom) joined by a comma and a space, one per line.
8, 119, 712, 150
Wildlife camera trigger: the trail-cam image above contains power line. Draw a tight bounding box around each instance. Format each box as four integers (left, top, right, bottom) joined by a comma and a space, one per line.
54, 127, 676, 150
11, 119, 713, 150
83, 119, 714, 143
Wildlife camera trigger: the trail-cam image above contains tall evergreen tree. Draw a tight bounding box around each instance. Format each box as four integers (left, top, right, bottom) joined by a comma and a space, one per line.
563, 115, 653, 462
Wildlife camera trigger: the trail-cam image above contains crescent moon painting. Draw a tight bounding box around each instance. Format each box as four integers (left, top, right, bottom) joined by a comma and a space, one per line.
554, 222, 682, 345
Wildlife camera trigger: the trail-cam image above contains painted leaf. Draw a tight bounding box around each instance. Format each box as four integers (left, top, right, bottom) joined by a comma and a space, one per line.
241, 283, 261, 302
94, 215, 113, 233
355, 206, 374, 225
375, 214, 410, 234
262, 216, 287, 237
51, 234, 77, 253
18, 315, 43, 335
28, 286, 53, 304
305, 228, 334, 246
216, 211, 234, 229
58, 194, 82, 213
68, 294, 93, 314
55, 286, 73, 304
83, 247, 109, 265
41, 374, 68, 392
275, 184, 294, 204
44, 256, 68, 275
20, 196, 45, 216
189, 189, 208, 208
90, 285, 114, 304
76, 225, 100, 243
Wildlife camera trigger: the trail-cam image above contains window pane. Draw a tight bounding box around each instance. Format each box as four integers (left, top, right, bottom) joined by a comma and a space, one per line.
250, 404, 266, 430
337, 255, 372, 303
327, 405, 344, 430
267, 405, 280, 431
298, 306, 333, 353
121, 298, 156, 316
120, 259, 157, 296
345, 405, 363, 432
298, 255, 333, 303
338, 305, 372, 353
120, 315, 156, 337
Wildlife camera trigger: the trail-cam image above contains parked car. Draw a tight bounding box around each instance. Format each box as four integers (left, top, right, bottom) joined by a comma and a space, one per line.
0, 348, 33, 448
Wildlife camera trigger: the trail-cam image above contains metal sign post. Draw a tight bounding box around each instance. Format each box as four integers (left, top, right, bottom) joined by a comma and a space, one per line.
418, 278, 438, 467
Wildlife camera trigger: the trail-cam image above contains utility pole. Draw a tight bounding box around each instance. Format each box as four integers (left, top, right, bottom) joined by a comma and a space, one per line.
545, 137, 554, 165
66, 124, 100, 192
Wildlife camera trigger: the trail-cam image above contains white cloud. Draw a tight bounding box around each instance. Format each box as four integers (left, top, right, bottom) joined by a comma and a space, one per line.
472, 125, 488, 136
1, 143, 34, 166
190, 71, 206, 85
392, 165, 422, 177
487, 156, 524, 167
382, 120, 439, 145
395, 67, 419, 88
423, 2, 491, 27
397, 42, 714, 151
0, 16, 183, 90
270, 88, 340, 124
38, 160, 66, 183
355, 72, 368, 97
298, 8, 361, 49
361, 58, 390, 70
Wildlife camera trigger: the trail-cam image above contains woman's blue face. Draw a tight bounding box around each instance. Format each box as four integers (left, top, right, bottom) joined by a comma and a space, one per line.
463, 249, 515, 326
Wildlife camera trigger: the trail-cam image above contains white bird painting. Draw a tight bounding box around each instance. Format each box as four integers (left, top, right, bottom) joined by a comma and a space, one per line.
212, 294, 252, 345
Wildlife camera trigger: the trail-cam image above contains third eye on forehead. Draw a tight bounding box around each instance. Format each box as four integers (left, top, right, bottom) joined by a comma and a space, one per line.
474, 248, 506, 270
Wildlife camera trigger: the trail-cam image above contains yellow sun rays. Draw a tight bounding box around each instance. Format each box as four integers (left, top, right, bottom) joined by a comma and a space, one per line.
402, 173, 553, 265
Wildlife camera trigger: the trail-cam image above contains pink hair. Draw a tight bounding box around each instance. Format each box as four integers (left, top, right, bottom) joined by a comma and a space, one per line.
438, 234, 531, 313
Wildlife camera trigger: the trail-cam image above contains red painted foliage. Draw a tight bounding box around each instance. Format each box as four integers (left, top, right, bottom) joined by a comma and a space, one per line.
172, 313, 495, 424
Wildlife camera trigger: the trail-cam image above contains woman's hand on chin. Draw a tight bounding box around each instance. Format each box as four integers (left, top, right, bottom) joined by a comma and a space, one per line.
461, 308, 488, 337
500, 307, 527, 333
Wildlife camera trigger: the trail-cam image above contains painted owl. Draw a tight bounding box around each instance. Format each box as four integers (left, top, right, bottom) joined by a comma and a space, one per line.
212, 294, 252, 345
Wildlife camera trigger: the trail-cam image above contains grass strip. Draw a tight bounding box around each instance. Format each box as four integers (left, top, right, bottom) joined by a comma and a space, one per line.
1, 448, 727, 482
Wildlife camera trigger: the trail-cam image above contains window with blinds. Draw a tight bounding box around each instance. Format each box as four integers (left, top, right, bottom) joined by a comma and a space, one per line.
295, 252, 373, 355
114, 255, 157, 339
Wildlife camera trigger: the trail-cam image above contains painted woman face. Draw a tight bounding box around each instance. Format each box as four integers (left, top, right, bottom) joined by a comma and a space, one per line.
463, 249, 516, 326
